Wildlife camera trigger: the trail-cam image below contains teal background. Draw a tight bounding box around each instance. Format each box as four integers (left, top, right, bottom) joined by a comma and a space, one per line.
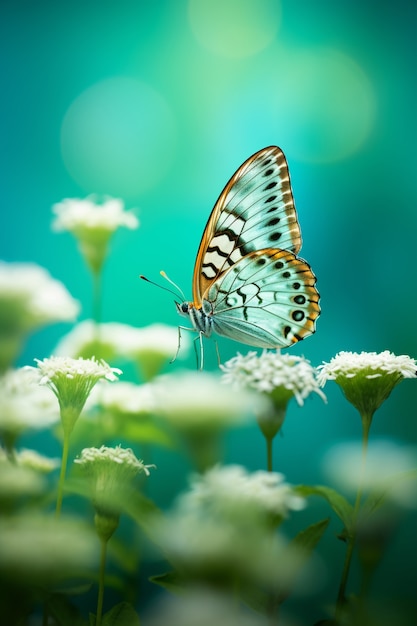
1, 0, 416, 621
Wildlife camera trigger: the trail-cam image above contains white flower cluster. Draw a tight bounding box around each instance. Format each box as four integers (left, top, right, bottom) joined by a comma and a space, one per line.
153, 371, 267, 429
317, 350, 417, 385
52, 197, 139, 234
0, 367, 59, 435
182, 465, 305, 519
15, 449, 60, 473
55, 320, 186, 361
0, 261, 79, 327
93, 381, 155, 415
75, 444, 154, 476
221, 350, 326, 406
35, 356, 121, 386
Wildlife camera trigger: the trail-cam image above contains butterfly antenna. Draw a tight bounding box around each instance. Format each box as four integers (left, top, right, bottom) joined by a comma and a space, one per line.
139, 274, 182, 299
160, 271, 186, 301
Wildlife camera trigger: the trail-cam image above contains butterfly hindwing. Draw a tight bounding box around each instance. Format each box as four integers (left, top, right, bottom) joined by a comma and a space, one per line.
202, 248, 320, 348
193, 146, 302, 303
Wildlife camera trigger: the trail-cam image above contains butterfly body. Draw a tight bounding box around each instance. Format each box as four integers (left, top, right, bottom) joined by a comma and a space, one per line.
176, 146, 320, 353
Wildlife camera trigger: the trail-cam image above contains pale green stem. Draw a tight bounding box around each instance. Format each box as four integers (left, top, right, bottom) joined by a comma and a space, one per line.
96, 537, 108, 626
266, 437, 273, 472
335, 416, 371, 621
93, 270, 102, 326
55, 430, 70, 517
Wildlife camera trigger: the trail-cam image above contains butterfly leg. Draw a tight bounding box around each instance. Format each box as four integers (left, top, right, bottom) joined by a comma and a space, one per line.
214, 339, 222, 368
170, 325, 194, 364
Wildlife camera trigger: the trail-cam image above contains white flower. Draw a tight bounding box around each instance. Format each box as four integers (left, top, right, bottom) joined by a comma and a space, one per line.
54, 320, 141, 359
75, 444, 154, 476
15, 449, 60, 473
0, 261, 79, 330
181, 465, 305, 520
153, 371, 267, 430
0, 368, 59, 440
34, 356, 122, 434
123, 323, 189, 360
52, 197, 139, 274
221, 350, 326, 406
75, 445, 154, 538
317, 351, 416, 421
317, 350, 417, 384
54, 321, 186, 379
35, 355, 121, 386
92, 381, 155, 415
323, 440, 417, 509
52, 197, 139, 233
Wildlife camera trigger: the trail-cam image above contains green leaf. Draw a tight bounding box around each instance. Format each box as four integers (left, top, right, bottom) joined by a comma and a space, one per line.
47, 593, 88, 626
102, 601, 141, 625
295, 484, 354, 531
150, 570, 184, 593
292, 517, 330, 552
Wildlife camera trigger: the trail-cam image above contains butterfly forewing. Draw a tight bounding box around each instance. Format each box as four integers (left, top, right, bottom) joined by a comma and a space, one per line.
202, 249, 320, 348
193, 146, 302, 303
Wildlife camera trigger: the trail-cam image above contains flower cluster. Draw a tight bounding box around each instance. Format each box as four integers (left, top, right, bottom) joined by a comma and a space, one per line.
317, 350, 417, 384
52, 197, 139, 233
52, 197, 139, 274
0, 367, 59, 449
34, 356, 122, 435
0, 262, 79, 329
75, 445, 154, 540
55, 321, 187, 380
221, 350, 325, 406
318, 351, 417, 421
181, 465, 305, 521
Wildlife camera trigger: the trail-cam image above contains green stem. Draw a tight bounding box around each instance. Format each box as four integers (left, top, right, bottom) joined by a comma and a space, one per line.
335, 417, 371, 621
55, 430, 71, 517
96, 538, 108, 626
266, 436, 273, 472
93, 270, 102, 326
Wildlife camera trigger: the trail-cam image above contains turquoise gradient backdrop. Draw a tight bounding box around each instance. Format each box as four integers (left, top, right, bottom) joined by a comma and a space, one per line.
1, 0, 416, 620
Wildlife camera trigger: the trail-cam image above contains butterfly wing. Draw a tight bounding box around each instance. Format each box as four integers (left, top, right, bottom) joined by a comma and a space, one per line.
192, 146, 302, 304
202, 248, 320, 348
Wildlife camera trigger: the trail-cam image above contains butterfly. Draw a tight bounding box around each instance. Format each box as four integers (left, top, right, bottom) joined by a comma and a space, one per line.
159, 146, 320, 366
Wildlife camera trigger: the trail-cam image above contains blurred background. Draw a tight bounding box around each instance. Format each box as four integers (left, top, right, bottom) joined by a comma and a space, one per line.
1, 0, 416, 621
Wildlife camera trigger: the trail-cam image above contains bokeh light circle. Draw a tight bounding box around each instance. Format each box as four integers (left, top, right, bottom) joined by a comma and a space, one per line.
61, 77, 177, 197
209, 47, 376, 164
275, 47, 376, 162
188, 0, 281, 59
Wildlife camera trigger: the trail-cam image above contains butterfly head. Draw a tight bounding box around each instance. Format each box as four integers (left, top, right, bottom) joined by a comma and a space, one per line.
175, 301, 192, 318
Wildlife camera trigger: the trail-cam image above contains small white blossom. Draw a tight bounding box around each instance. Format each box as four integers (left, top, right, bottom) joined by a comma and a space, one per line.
54, 320, 141, 359
75, 445, 154, 538
52, 197, 138, 234
181, 465, 305, 519
34, 356, 122, 434
0, 261, 79, 330
323, 440, 417, 508
52, 197, 138, 274
75, 444, 154, 476
317, 351, 416, 421
0, 368, 59, 440
317, 350, 417, 385
221, 350, 326, 406
153, 371, 267, 430
92, 381, 155, 415
35, 355, 121, 387
54, 321, 186, 379
15, 449, 60, 473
